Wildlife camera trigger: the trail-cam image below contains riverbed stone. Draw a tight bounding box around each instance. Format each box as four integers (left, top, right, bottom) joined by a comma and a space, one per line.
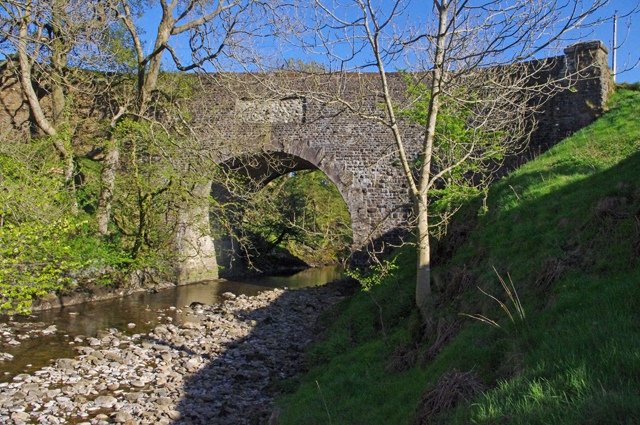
124, 392, 144, 402
153, 344, 170, 352
11, 411, 30, 421
21, 383, 39, 392
104, 352, 125, 363
94, 396, 117, 408
166, 409, 180, 420
155, 396, 172, 406
112, 411, 133, 423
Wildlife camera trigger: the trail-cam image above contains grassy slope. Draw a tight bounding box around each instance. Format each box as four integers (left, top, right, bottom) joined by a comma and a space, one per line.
273, 88, 640, 425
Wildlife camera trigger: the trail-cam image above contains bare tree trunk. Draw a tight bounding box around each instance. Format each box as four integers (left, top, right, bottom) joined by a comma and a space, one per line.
51, 72, 78, 214
52, 0, 77, 208
140, 24, 171, 107
415, 199, 432, 314
61, 136, 78, 215
51, 1, 67, 126
18, 2, 77, 214
414, 1, 448, 314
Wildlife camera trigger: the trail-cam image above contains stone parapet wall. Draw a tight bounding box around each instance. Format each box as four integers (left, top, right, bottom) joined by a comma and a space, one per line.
529, 40, 612, 156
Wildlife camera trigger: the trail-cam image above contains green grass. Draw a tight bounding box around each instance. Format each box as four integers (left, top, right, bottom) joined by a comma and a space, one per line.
273, 88, 640, 425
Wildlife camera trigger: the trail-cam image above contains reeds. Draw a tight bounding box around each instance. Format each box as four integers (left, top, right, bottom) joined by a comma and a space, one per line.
460, 267, 525, 330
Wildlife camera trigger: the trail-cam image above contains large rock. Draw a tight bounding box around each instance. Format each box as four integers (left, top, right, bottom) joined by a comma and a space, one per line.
94, 395, 117, 408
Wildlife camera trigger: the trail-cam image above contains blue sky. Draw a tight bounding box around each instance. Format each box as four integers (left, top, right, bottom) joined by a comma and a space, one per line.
137, 1, 640, 82
574, 1, 640, 83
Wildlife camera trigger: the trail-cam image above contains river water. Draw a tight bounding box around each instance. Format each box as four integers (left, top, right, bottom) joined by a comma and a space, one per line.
0, 266, 345, 383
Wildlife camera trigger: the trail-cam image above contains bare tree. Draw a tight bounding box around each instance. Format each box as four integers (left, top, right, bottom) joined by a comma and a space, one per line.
272, 0, 619, 315
86, 0, 296, 282
96, 0, 264, 236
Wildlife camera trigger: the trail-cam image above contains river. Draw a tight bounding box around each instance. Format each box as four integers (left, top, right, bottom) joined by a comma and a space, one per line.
0, 266, 345, 384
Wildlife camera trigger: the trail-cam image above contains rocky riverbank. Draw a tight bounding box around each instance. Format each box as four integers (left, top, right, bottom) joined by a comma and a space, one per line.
0, 278, 358, 425
29, 276, 178, 313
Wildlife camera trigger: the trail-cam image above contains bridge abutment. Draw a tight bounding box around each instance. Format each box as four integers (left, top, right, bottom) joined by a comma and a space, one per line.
172, 180, 219, 284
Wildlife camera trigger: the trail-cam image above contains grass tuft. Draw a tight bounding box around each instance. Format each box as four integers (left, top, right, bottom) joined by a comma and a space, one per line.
460, 268, 525, 331
414, 369, 486, 424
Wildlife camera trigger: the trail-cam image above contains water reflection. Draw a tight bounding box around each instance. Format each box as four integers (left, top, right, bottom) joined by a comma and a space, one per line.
231, 264, 346, 290
0, 266, 344, 382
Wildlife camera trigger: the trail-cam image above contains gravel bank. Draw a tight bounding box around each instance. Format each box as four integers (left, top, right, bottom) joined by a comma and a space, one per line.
0, 279, 357, 425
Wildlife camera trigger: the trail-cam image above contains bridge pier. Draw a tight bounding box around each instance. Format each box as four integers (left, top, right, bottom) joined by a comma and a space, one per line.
172, 180, 219, 284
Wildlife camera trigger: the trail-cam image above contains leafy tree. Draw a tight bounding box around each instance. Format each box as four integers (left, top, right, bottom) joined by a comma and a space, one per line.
0, 130, 128, 314
0, 0, 120, 215
0, 0, 303, 310
240, 170, 353, 265
96, 0, 259, 236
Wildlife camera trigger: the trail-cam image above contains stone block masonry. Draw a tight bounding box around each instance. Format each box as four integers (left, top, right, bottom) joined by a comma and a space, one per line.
190, 40, 612, 272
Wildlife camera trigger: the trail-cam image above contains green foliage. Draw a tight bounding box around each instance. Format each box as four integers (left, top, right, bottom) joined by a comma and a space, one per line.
274, 88, 640, 424
75, 156, 103, 214
240, 170, 353, 265
103, 22, 140, 72
0, 0, 214, 313
0, 133, 131, 314
0, 219, 76, 314
0, 218, 127, 315
110, 118, 182, 262
346, 259, 398, 291
397, 74, 507, 236
0, 135, 73, 223
615, 82, 640, 92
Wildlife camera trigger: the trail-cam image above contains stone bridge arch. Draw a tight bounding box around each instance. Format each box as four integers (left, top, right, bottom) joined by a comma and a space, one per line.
173, 40, 612, 284
210, 138, 404, 274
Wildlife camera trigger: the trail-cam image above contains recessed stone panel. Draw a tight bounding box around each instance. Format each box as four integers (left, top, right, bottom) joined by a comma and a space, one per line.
235, 98, 305, 123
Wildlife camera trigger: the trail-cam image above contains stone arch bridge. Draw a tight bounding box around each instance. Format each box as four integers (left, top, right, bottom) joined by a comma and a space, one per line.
0, 38, 612, 284
174, 40, 613, 283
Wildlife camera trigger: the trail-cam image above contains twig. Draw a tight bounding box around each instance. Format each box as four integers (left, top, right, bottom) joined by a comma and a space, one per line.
316, 380, 333, 425
509, 185, 520, 201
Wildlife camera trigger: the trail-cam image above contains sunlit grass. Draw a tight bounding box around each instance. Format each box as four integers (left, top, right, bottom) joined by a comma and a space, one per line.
274, 88, 640, 425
